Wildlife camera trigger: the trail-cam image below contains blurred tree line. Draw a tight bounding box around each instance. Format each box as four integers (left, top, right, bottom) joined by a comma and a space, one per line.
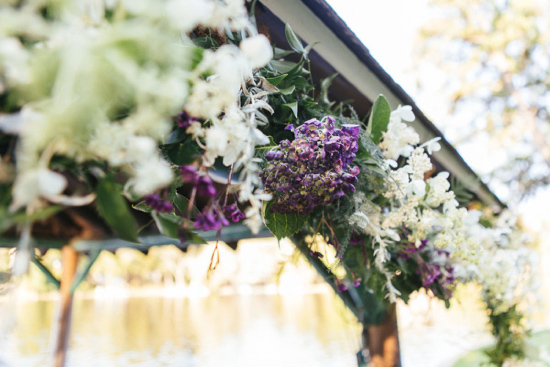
0, 240, 317, 294
0, 247, 196, 293
416, 0, 550, 200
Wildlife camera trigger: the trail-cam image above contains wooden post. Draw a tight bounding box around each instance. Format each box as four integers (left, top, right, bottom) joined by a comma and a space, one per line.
362, 304, 401, 367
53, 245, 79, 367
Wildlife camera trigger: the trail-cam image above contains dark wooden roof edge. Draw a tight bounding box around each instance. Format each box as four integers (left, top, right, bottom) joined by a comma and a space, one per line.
299, 0, 504, 209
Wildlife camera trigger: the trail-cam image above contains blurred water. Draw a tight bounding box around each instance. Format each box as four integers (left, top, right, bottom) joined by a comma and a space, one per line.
0, 293, 362, 367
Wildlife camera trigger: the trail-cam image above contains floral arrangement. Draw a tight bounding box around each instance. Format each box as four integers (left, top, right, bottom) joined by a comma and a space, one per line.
0, 0, 273, 271
0, 1, 539, 365
261, 117, 360, 215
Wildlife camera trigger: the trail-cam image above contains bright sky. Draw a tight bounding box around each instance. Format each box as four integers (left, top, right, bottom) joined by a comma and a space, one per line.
324, 0, 430, 95
325, 0, 550, 231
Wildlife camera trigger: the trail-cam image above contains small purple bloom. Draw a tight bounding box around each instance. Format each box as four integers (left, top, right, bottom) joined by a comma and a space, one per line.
353, 280, 361, 287
174, 111, 198, 129
279, 140, 291, 148
223, 204, 245, 223
337, 283, 348, 292
342, 124, 360, 137
350, 165, 360, 176
178, 228, 187, 247
193, 206, 229, 231
193, 212, 217, 231
144, 194, 174, 213
420, 264, 441, 287
343, 183, 355, 193
310, 251, 324, 259
180, 165, 197, 182
197, 176, 217, 197
266, 151, 284, 161
349, 232, 365, 246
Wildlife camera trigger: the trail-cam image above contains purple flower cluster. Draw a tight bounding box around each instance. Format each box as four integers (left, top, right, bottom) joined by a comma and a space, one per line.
144, 194, 174, 213
395, 236, 455, 298
397, 238, 428, 260
193, 204, 245, 231
194, 206, 229, 231
180, 165, 216, 197
337, 283, 348, 292
179, 165, 245, 232
335, 276, 361, 293
417, 257, 454, 296
260, 117, 361, 215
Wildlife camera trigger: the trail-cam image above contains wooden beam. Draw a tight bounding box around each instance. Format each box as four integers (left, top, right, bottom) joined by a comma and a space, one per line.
53, 245, 79, 367
363, 304, 401, 367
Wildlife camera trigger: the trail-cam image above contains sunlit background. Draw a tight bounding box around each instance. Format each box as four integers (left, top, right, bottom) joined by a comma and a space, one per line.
2, 1, 550, 366
0, 240, 520, 367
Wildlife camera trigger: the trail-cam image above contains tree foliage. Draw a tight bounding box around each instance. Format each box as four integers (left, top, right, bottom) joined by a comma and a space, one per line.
417, 0, 550, 199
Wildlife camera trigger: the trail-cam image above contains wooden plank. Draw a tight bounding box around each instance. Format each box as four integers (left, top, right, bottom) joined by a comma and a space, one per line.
53, 245, 79, 367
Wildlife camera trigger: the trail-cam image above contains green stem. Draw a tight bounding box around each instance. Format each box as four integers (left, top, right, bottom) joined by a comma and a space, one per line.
71, 249, 101, 294
31, 256, 61, 289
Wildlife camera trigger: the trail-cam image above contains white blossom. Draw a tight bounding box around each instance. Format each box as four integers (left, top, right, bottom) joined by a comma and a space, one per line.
126, 157, 174, 197
392, 105, 415, 122
349, 211, 370, 230
420, 137, 442, 155
240, 35, 274, 69
10, 168, 67, 211
407, 147, 432, 180
406, 179, 427, 198
379, 105, 419, 159
425, 172, 455, 208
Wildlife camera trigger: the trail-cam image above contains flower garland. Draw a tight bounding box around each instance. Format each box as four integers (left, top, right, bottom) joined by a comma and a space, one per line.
0, 3, 540, 364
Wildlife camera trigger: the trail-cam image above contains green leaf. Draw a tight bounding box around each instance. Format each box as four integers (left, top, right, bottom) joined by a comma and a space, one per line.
132, 202, 152, 213
367, 95, 391, 144
319, 73, 339, 105
302, 100, 318, 108
190, 47, 204, 70
285, 23, 305, 53
95, 175, 138, 242
173, 193, 199, 217
282, 101, 298, 118
269, 60, 300, 74
151, 211, 182, 239
192, 36, 219, 49
151, 212, 206, 245
286, 60, 308, 77
161, 141, 200, 165
164, 128, 189, 145
263, 201, 309, 241
266, 74, 288, 86
303, 41, 320, 56
273, 47, 294, 59
278, 85, 295, 95
255, 136, 278, 151
180, 228, 207, 244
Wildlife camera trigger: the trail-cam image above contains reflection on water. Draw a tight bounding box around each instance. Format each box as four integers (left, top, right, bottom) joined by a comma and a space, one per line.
1, 294, 362, 367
